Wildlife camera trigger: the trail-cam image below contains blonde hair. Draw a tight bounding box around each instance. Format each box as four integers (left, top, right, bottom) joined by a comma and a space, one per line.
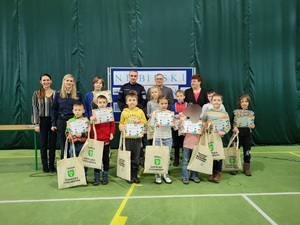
60, 74, 78, 99
150, 86, 162, 100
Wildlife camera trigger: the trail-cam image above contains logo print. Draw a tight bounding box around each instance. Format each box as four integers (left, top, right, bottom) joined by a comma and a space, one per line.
229, 157, 236, 164
68, 169, 75, 177
88, 149, 94, 157
208, 143, 214, 151
154, 158, 161, 165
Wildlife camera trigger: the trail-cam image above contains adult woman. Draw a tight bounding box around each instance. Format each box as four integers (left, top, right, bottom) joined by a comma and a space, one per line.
184, 74, 209, 108
51, 74, 83, 159
83, 76, 105, 119
32, 74, 57, 173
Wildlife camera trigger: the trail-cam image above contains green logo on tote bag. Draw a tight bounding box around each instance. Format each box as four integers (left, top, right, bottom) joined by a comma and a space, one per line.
229, 157, 236, 164
67, 169, 75, 177
208, 143, 214, 151
154, 158, 161, 166
88, 149, 94, 157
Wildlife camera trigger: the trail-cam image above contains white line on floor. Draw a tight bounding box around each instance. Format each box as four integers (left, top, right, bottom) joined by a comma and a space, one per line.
242, 195, 278, 225
0, 192, 299, 204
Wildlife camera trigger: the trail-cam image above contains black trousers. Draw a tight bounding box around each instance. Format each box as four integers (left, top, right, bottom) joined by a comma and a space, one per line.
125, 138, 141, 176
94, 143, 110, 173
57, 116, 72, 159
239, 133, 252, 163
39, 117, 57, 168
172, 128, 184, 159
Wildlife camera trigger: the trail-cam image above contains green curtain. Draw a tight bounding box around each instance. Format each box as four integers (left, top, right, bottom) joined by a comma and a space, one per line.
0, 0, 299, 149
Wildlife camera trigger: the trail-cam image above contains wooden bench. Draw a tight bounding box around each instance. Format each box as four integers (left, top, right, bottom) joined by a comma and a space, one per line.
0, 125, 38, 170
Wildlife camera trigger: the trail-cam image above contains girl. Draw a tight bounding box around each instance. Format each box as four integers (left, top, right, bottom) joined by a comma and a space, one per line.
232, 94, 255, 176
146, 86, 162, 145
32, 74, 57, 173
150, 96, 174, 184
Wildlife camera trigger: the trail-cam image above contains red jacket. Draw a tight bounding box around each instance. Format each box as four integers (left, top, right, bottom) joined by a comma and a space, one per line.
90, 121, 115, 143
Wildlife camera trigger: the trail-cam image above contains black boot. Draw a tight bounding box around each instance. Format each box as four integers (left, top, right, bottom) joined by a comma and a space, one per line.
101, 171, 109, 185
93, 172, 100, 186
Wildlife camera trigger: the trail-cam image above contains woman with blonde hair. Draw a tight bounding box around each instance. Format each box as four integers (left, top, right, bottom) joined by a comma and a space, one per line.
51, 74, 83, 159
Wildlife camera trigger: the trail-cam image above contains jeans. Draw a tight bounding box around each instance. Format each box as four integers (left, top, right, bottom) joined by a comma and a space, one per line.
181, 147, 199, 179
155, 137, 172, 168
69, 142, 84, 157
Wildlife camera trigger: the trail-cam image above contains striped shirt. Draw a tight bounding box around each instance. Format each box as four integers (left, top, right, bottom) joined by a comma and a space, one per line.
31, 90, 55, 125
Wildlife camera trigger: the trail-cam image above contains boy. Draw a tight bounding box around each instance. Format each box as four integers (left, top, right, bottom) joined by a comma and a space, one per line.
65, 102, 89, 157
90, 95, 115, 185
200, 89, 226, 119
171, 90, 188, 166
119, 91, 147, 183
202, 93, 230, 183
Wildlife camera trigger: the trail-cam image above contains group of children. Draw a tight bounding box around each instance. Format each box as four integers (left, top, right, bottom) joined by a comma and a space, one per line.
65, 88, 255, 186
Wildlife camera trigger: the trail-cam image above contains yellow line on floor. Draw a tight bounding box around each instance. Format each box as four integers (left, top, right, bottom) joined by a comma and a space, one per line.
289, 152, 300, 157
109, 183, 141, 225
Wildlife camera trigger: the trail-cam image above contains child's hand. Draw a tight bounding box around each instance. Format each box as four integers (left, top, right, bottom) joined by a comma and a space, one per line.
250, 123, 255, 129
67, 133, 72, 139
75, 133, 82, 137
90, 116, 96, 123
134, 118, 141, 124
233, 127, 239, 133
155, 123, 160, 128
110, 133, 114, 140
217, 131, 225, 137
119, 126, 125, 132
51, 126, 57, 132
175, 114, 180, 119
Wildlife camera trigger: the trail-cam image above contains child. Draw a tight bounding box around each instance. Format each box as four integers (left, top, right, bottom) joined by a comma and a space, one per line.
146, 86, 162, 145
90, 95, 115, 185
65, 102, 89, 158
150, 96, 174, 184
202, 93, 230, 183
181, 132, 201, 184
232, 94, 255, 176
119, 91, 147, 183
200, 89, 226, 119
171, 90, 188, 166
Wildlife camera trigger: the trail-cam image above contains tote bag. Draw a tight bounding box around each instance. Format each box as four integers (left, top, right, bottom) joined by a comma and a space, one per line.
187, 132, 213, 175
208, 132, 225, 160
222, 132, 242, 171
79, 124, 104, 169
144, 128, 169, 174
57, 140, 87, 189
116, 133, 131, 181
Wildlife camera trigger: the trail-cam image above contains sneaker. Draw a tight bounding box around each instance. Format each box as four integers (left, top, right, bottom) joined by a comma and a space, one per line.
163, 174, 172, 184
155, 174, 162, 184
230, 171, 237, 175
190, 177, 200, 183
182, 178, 189, 184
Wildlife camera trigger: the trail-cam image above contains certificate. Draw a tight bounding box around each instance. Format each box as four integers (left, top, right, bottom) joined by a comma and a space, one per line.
67, 118, 89, 134
93, 108, 114, 124
211, 117, 230, 132
233, 109, 255, 127
155, 111, 174, 126
95, 90, 112, 103
125, 122, 145, 137
180, 118, 203, 134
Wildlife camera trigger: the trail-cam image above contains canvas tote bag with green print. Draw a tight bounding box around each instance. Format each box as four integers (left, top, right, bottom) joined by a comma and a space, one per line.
116, 133, 131, 181
79, 124, 104, 169
222, 132, 242, 171
144, 128, 169, 174
57, 139, 87, 189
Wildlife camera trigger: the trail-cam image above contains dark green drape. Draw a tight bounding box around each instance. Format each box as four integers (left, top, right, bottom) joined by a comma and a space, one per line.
0, 0, 299, 149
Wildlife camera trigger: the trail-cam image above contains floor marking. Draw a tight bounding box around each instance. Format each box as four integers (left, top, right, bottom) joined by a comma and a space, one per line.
289, 152, 300, 157
242, 195, 278, 225
1, 192, 299, 204
109, 183, 139, 225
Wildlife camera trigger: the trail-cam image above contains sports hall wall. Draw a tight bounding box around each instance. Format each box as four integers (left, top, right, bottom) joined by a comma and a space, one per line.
0, 0, 299, 149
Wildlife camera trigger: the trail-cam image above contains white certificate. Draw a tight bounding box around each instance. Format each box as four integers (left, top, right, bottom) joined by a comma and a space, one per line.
125, 123, 144, 137
93, 108, 114, 124
67, 118, 89, 134
156, 111, 174, 126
